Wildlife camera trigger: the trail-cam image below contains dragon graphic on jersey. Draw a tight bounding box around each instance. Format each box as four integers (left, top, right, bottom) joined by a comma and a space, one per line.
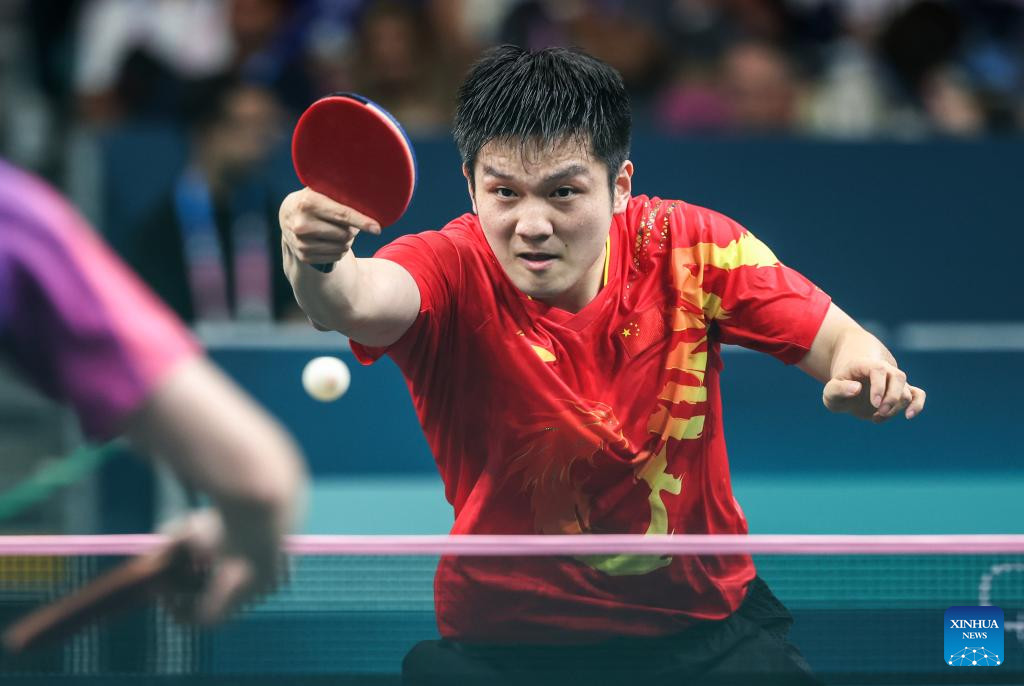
506, 399, 627, 535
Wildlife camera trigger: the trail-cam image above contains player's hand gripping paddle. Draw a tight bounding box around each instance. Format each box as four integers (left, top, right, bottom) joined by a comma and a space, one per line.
1, 540, 206, 655
291, 92, 417, 273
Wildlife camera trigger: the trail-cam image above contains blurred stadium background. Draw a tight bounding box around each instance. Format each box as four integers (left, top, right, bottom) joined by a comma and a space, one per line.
0, 0, 1021, 539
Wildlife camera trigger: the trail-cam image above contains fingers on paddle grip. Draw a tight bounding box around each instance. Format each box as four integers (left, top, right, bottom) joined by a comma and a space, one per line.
162, 539, 212, 600
312, 262, 335, 274
158, 541, 214, 624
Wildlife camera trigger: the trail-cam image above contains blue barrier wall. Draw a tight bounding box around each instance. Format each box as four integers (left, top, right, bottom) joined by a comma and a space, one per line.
101, 131, 1024, 324
328, 136, 1024, 325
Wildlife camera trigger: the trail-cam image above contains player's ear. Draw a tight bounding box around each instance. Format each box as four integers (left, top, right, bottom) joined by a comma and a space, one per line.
462, 164, 478, 214
612, 160, 633, 215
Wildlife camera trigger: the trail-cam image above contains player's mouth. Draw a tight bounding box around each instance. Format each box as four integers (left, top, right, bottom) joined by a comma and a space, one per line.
517, 252, 558, 272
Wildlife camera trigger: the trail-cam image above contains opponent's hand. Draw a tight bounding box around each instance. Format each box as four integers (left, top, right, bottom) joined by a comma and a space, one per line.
279, 187, 381, 266
159, 508, 286, 625
822, 357, 926, 423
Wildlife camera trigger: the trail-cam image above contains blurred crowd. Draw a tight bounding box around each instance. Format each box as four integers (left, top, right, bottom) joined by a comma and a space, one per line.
1, 1, 1021, 155
0, 0, 1021, 324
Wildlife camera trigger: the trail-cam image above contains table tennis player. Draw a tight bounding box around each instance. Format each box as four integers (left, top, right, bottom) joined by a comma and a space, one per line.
0, 157, 307, 626
280, 46, 926, 684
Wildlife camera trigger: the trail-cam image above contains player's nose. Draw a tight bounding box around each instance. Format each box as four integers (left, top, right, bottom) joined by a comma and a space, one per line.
513, 203, 554, 241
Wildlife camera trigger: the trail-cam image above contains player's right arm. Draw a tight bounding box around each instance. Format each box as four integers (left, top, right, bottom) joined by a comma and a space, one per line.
280, 187, 420, 347
124, 356, 307, 624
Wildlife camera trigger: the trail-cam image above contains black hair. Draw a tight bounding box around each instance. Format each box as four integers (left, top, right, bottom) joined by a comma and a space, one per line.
453, 45, 631, 188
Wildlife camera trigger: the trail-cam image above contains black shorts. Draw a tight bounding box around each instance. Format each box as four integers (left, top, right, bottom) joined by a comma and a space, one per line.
402, 576, 822, 685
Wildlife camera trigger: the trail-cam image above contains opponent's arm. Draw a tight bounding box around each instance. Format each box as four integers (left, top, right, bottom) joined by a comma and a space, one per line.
798, 303, 926, 422
280, 187, 420, 347
125, 356, 308, 624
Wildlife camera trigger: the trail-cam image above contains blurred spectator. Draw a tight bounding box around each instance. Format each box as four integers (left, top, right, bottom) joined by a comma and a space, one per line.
802, 2, 896, 138
299, 0, 366, 99
653, 62, 732, 133
73, 0, 233, 125
920, 66, 986, 135
426, 0, 519, 66
879, 1, 964, 103
350, 0, 452, 135
805, 38, 892, 137
6, 0, 1021, 163
229, 0, 319, 113
958, 1, 1024, 132
721, 0, 796, 45
498, 1, 670, 108
122, 80, 299, 323
873, 0, 1024, 136
2, 0, 81, 175
73, 0, 324, 126
720, 40, 802, 131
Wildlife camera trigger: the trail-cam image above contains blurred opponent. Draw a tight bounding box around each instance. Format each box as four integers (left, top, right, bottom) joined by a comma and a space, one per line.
0, 157, 307, 624
280, 46, 925, 684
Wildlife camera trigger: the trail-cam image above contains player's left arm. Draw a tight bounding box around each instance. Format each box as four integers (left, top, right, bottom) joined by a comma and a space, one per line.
797, 303, 926, 422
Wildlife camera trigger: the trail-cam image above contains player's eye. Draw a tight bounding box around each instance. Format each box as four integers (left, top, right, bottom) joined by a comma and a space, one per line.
552, 187, 577, 199
495, 187, 516, 198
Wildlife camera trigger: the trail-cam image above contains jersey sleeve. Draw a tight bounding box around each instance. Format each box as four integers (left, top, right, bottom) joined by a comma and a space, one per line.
348, 229, 463, 367
680, 204, 831, 364
0, 182, 200, 440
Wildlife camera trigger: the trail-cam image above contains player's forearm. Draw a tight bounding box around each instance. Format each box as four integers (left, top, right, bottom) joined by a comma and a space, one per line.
284, 245, 420, 346
798, 304, 895, 383
827, 326, 897, 378
195, 406, 307, 530
800, 304, 923, 420
127, 357, 308, 532
284, 247, 363, 330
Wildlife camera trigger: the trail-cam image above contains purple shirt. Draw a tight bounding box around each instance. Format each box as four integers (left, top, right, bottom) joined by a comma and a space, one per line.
0, 159, 198, 439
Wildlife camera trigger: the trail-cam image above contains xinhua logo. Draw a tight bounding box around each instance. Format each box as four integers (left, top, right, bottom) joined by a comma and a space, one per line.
945, 606, 1003, 667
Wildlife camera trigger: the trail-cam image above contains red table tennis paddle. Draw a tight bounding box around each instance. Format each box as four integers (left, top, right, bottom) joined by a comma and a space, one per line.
1, 541, 205, 655
291, 92, 418, 273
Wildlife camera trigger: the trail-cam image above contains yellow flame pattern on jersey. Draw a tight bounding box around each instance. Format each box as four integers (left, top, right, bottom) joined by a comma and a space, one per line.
523, 207, 782, 577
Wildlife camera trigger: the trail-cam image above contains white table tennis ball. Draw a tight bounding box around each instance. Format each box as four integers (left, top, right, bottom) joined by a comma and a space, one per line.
302, 356, 350, 402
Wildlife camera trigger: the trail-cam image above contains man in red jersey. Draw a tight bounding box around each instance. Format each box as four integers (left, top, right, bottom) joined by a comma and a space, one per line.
280, 46, 925, 684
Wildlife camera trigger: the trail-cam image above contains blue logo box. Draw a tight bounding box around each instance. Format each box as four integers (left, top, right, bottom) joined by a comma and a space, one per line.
945, 606, 1004, 667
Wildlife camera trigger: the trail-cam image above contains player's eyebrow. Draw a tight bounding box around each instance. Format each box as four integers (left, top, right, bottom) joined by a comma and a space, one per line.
481, 163, 591, 185
540, 164, 590, 185
480, 165, 514, 181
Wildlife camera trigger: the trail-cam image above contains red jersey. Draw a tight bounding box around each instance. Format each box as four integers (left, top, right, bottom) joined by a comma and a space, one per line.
351, 195, 830, 642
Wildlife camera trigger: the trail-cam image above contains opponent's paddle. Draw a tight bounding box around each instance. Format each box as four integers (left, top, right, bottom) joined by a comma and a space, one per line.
291, 92, 417, 273
1, 541, 205, 655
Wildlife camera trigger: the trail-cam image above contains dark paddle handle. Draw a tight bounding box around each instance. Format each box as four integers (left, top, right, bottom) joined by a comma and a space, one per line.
1, 542, 202, 655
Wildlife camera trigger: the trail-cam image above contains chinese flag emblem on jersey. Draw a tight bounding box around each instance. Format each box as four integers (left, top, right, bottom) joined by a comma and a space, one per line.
619, 306, 667, 358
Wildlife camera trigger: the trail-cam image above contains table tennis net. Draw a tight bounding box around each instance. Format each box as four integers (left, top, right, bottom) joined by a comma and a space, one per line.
1, 535, 1023, 684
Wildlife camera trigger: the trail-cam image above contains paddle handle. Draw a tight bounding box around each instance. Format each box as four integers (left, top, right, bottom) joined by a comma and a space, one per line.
1, 542, 203, 655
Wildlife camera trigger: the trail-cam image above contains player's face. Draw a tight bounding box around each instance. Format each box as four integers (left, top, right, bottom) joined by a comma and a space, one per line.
467, 138, 632, 312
